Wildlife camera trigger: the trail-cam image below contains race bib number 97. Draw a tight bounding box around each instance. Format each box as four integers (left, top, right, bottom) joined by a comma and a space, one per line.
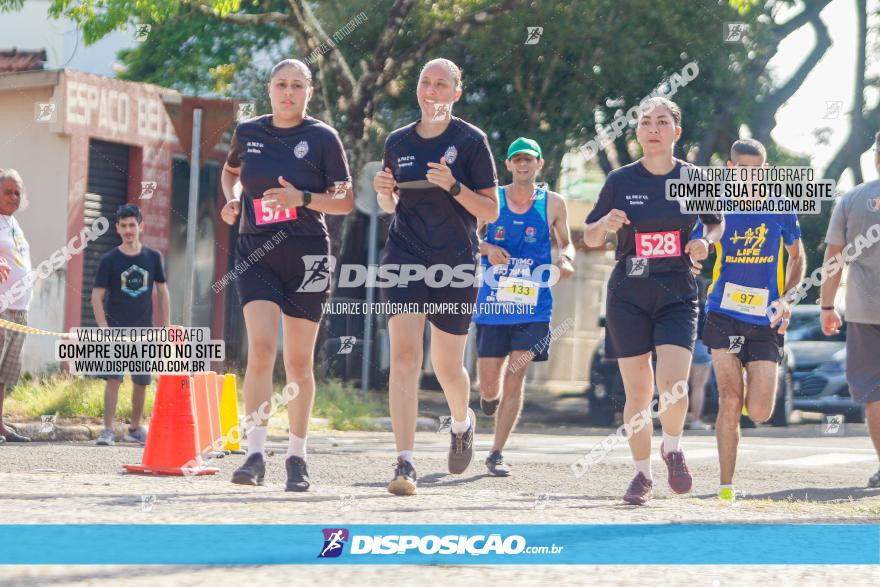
635, 231, 681, 259
254, 198, 297, 225
720, 282, 769, 317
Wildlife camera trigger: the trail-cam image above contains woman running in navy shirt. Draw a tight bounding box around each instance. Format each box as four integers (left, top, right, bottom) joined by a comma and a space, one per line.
584, 97, 724, 505
221, 59, 353, 492
373, 58, 499, 495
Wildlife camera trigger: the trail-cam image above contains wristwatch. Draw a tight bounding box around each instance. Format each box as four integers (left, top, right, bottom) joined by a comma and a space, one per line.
449, 181, 462, 197
302, 190, 312, 207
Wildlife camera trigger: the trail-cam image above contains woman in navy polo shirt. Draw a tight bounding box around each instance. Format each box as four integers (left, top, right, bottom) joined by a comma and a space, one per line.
221, 59, 353, 492
584, 97, 724, 505
373, 58, 499, 495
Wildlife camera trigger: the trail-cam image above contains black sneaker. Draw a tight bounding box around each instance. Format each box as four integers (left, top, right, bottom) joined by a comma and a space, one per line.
387, 456, 417, 496
285, 455, 310, 492
480, 395, 500, 416
231, 453, 265, 486
448, 408, 476, 474
485, 450, 510, 476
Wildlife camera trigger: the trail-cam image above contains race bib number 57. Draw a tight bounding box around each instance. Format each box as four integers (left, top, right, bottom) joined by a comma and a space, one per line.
254, 197, 297, 225
635, 231, 681, 258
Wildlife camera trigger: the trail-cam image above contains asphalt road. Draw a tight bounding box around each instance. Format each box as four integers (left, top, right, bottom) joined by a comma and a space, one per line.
1, 423, 879, 585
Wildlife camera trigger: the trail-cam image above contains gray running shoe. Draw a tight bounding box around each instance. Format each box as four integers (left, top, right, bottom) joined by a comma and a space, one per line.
124, 427, 148, 445
387, 457, 417, 496
868, 469, 880, 489
485, 450, 510, 476
448, 408, 476, 474
96, 428, 115, 446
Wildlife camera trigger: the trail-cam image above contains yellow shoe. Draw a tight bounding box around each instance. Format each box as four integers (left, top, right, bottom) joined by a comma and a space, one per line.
719, 486, 736, 503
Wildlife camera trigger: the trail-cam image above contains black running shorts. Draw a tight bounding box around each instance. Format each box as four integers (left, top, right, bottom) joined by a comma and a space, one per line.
234, 234, 330, 322
380, 240, 478, 336
604, 264, 699, 359
702, 311, 784, 364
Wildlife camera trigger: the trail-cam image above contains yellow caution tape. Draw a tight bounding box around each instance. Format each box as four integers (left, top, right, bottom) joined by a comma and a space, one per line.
0, 318, 72, 338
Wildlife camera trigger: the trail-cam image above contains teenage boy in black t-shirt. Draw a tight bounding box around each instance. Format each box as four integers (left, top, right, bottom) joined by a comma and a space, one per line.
91, 204, 170, 446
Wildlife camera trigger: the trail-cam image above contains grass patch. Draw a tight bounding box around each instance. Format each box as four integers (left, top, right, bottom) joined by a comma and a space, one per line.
5, 374, 383, 431
5, 374, 154, 420
309, 379, 384, 431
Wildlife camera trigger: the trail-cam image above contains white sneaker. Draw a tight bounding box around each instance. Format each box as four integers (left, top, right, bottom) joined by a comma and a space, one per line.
96, 428, 115, 446
687, 419, 713, 431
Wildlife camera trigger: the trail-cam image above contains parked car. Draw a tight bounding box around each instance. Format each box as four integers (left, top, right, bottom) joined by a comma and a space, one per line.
788, 305, 863, 422
586, 317, 794, 427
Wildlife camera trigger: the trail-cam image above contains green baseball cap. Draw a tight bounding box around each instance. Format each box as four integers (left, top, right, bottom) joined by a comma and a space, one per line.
506, 137, 542, 160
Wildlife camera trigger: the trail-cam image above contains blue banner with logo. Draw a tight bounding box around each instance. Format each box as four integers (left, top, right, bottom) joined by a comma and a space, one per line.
1, 524, 877, 565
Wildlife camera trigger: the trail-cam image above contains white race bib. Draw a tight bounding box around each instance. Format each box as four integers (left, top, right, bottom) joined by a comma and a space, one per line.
720, 282, 769, 317
496, 276, 538, 306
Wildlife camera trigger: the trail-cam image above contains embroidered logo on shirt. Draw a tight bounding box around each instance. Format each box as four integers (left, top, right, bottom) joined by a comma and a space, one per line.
524, 226, 537, 243
494, 226, 506, 241
294, 140, 309, 159
444, 145, 458, 165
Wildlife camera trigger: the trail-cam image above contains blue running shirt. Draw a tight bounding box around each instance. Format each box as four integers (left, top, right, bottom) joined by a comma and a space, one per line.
474, 186, 553, 325
694, 212, 800, 325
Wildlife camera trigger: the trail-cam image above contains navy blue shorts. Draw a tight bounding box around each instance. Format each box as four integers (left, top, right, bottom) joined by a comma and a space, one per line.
476, 322, 551, 362
604, 264, 699, 359
234, 234, 330, 322
702, 311, 784, 364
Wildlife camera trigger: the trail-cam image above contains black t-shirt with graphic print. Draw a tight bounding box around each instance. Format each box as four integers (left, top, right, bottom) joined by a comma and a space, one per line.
382, 117, 498, 263
94, 247, 166, 327
585, 159, 723, 273
226, 115, 352, 239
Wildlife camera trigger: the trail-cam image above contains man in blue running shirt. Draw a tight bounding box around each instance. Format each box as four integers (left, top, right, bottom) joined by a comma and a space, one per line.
693, 139, 806, 502
473, 137, 575, 476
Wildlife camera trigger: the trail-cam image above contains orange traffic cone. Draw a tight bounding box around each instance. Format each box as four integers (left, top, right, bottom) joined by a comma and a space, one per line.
192, 372, 218, 457
206, 371, 223, 450
123, 374, 218, 476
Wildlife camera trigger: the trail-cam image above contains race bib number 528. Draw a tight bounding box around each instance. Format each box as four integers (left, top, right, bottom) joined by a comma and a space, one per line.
254, 198, 297, 225
635, 231, 681, 259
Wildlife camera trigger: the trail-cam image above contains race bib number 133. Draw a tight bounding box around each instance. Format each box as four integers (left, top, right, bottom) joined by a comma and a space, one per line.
496, 276, 539, 306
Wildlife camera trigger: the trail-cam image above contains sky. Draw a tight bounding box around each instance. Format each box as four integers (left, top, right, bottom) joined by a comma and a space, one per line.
770, 0, 879, 188
1, 0, 876, 187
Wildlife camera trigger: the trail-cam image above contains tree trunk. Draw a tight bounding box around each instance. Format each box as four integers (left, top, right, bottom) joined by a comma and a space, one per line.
824, 0, 875, 181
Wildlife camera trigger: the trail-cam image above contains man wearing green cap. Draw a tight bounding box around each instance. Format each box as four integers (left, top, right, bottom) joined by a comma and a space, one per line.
473, 137, 575, 476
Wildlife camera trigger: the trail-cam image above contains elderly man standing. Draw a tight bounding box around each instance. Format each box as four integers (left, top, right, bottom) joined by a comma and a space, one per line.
0, 168, 32, 443
820, 131, 880, 488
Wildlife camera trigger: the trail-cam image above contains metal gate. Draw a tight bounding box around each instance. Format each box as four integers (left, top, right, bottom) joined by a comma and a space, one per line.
80, 139, 128, 327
